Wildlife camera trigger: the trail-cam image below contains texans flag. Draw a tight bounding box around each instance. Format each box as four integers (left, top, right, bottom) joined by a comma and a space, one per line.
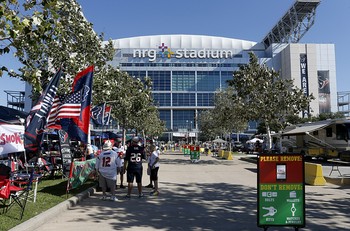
91, 103, 105, 126
60, 66, 94, 144
24, 69, 62, 152
103, 105, 112, 126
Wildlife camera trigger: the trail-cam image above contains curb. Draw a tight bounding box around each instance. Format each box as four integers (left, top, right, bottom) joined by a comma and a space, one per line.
239, 156, 258, 164
9, 187, 96, 231
324, 176, 350, 186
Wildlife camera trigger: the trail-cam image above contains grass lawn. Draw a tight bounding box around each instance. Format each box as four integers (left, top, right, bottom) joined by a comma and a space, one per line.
0, 176, 96, 231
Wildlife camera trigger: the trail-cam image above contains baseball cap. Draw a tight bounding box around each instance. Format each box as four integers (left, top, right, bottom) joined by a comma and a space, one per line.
103, 140, 113, 150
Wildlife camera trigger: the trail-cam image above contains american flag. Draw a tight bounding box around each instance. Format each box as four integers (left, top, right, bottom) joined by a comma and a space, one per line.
47, 90, 82, 129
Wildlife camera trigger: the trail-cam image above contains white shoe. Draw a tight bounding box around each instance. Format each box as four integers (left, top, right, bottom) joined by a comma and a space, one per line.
110, 196, 118, 202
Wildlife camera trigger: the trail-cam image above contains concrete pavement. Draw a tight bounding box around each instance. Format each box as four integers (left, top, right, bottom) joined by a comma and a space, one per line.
10, 152, 350, 231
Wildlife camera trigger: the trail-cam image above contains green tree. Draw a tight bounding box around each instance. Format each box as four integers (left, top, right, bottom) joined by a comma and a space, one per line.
199, 110, 220, 141
227, 52, 314, 150
93, 68, 164, 144
1, 0, 114, 95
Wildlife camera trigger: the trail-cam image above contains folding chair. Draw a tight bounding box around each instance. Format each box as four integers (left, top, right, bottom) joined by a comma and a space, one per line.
0, 165, 34, 220
12, 171, 41, 203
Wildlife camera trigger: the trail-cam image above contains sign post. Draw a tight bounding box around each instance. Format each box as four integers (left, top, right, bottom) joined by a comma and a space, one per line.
257, 154, 305, 230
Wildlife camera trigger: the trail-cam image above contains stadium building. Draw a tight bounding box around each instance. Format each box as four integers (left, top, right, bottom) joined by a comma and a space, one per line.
108, 0, 335, 142
108, 0, 334, 142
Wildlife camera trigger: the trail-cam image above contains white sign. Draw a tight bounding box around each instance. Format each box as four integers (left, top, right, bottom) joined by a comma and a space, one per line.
0, 124, 25, 155
133, 48, 234, 62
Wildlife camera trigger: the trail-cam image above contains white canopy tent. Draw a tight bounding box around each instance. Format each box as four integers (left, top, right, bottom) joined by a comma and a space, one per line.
212, 138, 227, 143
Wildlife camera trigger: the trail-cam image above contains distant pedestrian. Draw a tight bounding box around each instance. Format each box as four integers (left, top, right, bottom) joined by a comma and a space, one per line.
95, 140, 119, 202
148, 145, 160, 196
123, 136, 146, 198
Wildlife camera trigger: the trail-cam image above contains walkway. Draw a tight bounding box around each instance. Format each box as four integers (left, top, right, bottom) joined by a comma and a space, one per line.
12, 153, 350, 231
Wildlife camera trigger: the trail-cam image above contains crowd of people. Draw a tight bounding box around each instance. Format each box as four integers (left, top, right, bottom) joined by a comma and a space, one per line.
95, 137, 161, 202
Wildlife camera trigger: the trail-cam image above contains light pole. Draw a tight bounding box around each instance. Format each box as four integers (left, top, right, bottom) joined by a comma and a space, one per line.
190, 121, 193, 144
186, 120, 189, 144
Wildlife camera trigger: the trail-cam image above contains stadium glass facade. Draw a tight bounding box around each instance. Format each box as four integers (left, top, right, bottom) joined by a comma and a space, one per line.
109, 35, 337, 142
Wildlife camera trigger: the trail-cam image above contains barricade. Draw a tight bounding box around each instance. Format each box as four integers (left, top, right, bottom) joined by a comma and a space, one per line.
190, 146, 200, 162
223, 151, 233, 160
183, 145, 190, 156
218, 150, 225, 158
305, 162, 326, 186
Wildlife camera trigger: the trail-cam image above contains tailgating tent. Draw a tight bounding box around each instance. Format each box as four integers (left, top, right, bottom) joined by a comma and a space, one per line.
246, 138, 264, 144
212, 138, 227, 143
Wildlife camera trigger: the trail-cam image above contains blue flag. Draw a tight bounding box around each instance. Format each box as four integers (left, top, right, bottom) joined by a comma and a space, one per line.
24, 69, 62, 152
103, 105, 112, 126
60, 66, 94, 144
91, 103, 105, 126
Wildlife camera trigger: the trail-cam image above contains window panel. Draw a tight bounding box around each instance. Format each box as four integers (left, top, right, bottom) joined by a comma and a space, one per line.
153, 93, 171, 106
172, 71, 195, 91
197, 71, 220, 91
173, 110, 195, 131
148, 71, 171, 91
197, 93, 214, 106
159, 110, 171, 130
172, 93, 195, 106
221, 71, 233, 89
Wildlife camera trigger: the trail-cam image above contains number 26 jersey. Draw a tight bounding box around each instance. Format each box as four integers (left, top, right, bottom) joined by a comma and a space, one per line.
125, 145, 145, 169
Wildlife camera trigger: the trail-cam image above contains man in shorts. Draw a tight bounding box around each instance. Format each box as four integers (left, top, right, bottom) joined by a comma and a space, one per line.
123, 136, 146, 198
95, 140, 119, 201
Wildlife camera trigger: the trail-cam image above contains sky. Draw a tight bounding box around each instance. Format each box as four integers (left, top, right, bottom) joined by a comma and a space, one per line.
1, 0, 349, 107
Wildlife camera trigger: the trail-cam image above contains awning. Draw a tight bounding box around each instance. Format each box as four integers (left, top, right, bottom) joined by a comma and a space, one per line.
282, 121, 331, 136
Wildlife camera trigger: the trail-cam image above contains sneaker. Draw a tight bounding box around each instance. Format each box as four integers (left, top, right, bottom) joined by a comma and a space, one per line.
110, 196, 118, 202
101, 196, 107, 201
150, 191, 159, 196
120, 185, 126, 189
138, 193, 144, 198
145, 184, 153, 188
124, 194, 131, 199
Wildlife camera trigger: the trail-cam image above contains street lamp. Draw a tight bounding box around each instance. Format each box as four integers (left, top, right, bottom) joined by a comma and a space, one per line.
190, 121, 193, 144
186, 120, 189, 144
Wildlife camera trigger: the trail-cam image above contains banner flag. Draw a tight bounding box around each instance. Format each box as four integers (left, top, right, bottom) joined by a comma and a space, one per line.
67, 158, 96, 191
0, 124, 24, 155
91, 103, 106, 126
24, 69, 62, 152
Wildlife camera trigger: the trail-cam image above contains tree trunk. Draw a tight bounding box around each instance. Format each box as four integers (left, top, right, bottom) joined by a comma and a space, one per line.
266, 122, 272, 150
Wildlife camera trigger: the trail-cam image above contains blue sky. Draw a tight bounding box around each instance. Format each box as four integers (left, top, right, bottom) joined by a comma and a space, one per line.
1, 0, 349, 107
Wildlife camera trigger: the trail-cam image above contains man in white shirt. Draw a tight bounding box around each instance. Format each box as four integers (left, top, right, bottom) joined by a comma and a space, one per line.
96, 140, 119, 201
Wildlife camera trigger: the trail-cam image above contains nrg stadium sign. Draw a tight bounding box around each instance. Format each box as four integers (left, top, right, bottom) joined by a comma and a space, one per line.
133, 43, 234, 62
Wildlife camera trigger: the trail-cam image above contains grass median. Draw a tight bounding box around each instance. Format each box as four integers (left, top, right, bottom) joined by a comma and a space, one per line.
0, 177, 96, 231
